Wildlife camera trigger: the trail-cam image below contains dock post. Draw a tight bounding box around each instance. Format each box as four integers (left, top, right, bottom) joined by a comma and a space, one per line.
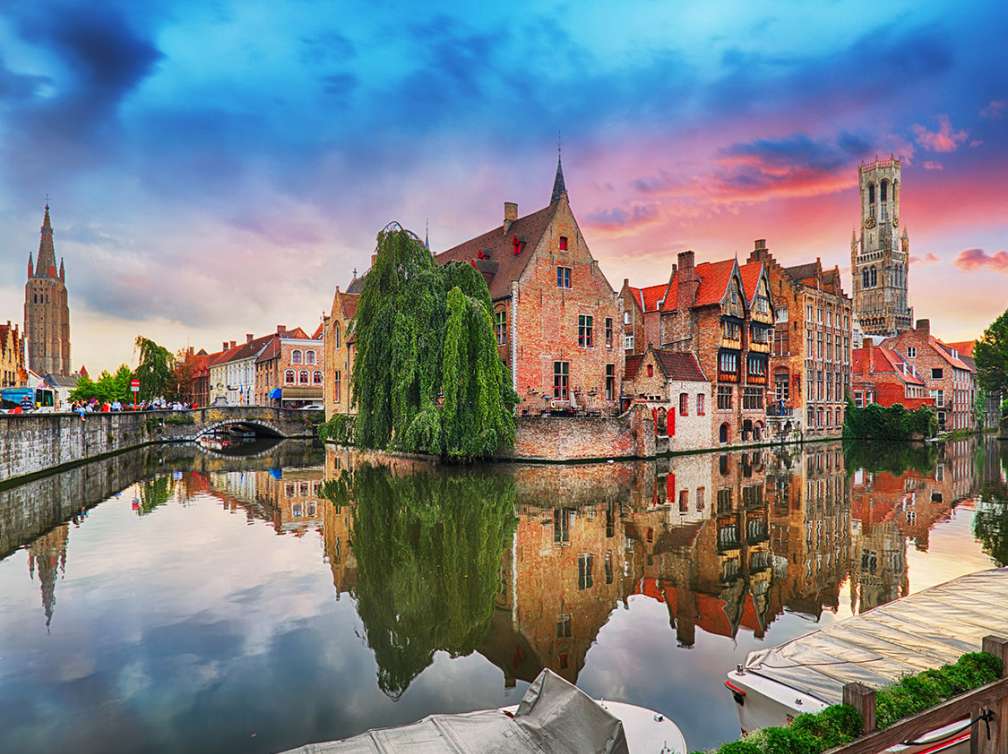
974, 635, 1008, 754
842, 682, 876, 735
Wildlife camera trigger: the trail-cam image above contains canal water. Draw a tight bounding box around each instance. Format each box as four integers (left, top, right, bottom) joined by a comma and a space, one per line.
1, 438, 1005, 753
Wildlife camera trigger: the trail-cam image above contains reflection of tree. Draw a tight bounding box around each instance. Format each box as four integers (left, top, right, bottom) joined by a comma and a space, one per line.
974, 502, 1008, 566
138, 476, 173, 515
842, 441, 936, 476
348, 466, 516, 698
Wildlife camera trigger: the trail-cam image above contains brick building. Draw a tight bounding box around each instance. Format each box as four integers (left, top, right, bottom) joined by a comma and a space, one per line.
881, 319, 975, 431
621, 251, 775, 445
622, 346, 711, 451
0, 321, 26, 387
255, 324, 324, 406
748, 241, 853, 437
24, 205, 71, 376
435, 156, 623, 416
322, 288, 359, 419
946, 340, 1002, 432
851, 340, 934, 410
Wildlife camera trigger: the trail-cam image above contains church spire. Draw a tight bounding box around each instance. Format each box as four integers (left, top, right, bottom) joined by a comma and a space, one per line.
424, 218, 430, 252
36, 204, 57, 277
28, 252, 34, 278
550, 144, 567, 204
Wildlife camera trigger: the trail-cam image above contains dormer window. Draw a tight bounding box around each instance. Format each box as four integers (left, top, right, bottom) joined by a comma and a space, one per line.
559, 235, 568, 251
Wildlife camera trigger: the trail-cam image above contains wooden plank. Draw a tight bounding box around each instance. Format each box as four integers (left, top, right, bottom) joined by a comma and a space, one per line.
842, 682, 876, 734
975, 636, 1008, 754
824, 677, 1008, 754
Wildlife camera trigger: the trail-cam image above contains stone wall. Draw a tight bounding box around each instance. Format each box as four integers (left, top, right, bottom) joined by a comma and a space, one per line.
505, 404, 655, 461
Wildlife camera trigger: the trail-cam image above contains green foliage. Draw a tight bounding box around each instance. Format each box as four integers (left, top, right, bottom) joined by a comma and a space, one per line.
134, 336, 176, 401
351, 224, 517, 459
70, 364, 134, 403
702, 651, 1001, 753
974, 307, 1008, 396
842, 440, 937, 476
974, 499, 1008, 567
345, 464, 516, 698
843, 398, 936, 440
318, 413, 355, 444
137, 476, 173, 515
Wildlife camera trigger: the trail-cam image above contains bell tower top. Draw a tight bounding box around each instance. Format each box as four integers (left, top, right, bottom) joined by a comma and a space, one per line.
858, 156, 901, 240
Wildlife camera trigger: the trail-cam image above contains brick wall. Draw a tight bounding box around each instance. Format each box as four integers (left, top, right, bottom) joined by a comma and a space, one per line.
505, 404, 655, 461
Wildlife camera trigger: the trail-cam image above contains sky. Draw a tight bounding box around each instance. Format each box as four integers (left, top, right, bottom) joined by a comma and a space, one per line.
0, 0, 1005, 372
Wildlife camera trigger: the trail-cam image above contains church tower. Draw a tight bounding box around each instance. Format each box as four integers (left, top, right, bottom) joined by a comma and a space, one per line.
24, 205, 71, 376
851, 158, 912, 337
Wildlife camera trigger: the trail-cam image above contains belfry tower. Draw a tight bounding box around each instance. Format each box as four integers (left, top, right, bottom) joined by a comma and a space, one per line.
850, 158, 912, 337
24, 205, 71, 376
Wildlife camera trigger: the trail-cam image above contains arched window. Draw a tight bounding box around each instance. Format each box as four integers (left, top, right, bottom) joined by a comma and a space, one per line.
880, 179, 888, 202
306, 350, 316, 365
870, 267, 877, 287
334, 323, 341, 349
646, 363, 654, 377
285, 369, 295, 384
719, 422, 730, 444
862, 269, 869, 288
299, 370, 309, 384
292, 350, 302, 364
868, 182, 876, 204
313, 370, 322, 384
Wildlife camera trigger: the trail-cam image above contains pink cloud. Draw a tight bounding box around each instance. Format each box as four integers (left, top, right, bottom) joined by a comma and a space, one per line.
981, 99, 1006, 119
584, 203, 661, 234
912, 115, 968, 152
909, 251, 940, 265
921, 160, 943, 171
954, 248, 1008, 272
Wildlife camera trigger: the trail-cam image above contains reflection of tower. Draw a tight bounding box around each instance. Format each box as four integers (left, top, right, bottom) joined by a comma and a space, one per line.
851, 519, 907, 613
27, 524, 69, 628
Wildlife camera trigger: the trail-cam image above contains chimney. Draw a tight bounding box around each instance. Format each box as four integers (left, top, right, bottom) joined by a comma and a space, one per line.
277, 324, 286, 336
503, 202, 518, 232
676, 250, 699, 309
750, 239, 767, 262
222, 341, 229, 351
229, 340, 236, 349
916, 319, 930, 336
623, 277, 629, 290
370, 253, 377, 268
246, 333, 254, 343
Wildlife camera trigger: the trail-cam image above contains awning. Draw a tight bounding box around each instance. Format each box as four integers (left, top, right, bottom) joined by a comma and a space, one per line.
268, 387, 282, 399
281, 386, 323, 400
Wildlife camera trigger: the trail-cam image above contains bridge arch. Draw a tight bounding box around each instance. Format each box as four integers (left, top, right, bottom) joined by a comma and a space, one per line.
195, 419, 284, 439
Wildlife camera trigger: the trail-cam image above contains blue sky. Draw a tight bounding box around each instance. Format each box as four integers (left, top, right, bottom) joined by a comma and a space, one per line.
1, 0, 1005, 370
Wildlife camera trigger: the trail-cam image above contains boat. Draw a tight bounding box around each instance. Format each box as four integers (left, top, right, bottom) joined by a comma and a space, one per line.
280, 668, 687, 753
724, 567, 1008, 753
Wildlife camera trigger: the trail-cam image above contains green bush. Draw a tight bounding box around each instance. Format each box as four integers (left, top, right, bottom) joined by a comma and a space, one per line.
698, 651, 1002, 754
318, 413, 355, 444
843, 399, 937, 440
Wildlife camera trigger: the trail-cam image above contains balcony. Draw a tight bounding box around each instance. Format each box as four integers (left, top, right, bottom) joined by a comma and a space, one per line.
767, 404, 794, 417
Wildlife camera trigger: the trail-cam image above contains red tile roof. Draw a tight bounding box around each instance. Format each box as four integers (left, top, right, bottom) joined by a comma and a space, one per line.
339, 293, 359, 319
929, 337, 971, 371
738, 261, 763, 303
852, 345, 925, 386
628, 283, 669, 312
435, 204, 556, 300
654, 349, 707, 382
311, 322, 324, 339
693, 259, 736, 307
944, 340, 975, 357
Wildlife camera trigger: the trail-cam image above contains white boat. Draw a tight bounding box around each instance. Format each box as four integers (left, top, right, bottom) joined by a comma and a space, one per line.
281, 669, 687, 753
724, 568, 1008, 753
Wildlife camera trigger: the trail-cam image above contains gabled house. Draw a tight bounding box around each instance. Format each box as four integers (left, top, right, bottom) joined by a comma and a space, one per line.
852, 340, 934, 410
323, 289, 359, 419
0, 321, 26, 388
622, 345, 710, 450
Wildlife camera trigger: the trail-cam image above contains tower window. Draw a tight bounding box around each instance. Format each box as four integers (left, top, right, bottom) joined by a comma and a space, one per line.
868, 183, 875, 204
880, 179, 888, 202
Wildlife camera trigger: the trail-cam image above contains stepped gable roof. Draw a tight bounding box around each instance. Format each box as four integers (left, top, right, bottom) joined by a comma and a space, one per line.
624, 353, 644, 380
627, 283, 668, 312
435, 203, 556, 300
654, 348, 707, 382
693, 259, 737, 307
739, 260, 763, 302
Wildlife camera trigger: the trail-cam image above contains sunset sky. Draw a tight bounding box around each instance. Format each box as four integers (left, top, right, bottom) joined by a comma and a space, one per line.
1, 1, 1005, 372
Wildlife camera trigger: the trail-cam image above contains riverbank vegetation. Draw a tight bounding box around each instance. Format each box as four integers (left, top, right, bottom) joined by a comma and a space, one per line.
842, 399, 936, 440
698, 651, 1003, 754
842, 440, 937, 476
70, 335, 201, 404
351, 224, 517, 460
975, 307, 1008, 410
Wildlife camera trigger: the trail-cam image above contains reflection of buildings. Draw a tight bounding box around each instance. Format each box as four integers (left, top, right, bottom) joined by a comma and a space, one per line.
27, 524, 69, 628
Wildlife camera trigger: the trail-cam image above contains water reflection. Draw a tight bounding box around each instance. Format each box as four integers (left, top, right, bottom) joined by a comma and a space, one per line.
0, 438, 1004, 753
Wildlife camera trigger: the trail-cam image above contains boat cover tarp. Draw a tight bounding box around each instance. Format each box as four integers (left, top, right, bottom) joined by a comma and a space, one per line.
743, 567, 1008, 705
279, 669, 628, 754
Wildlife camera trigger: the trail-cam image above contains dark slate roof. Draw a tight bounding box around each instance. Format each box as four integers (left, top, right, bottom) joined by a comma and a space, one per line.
550, 152, 567, 204
654, 349, 707, 382
346, 274, 366, 294
44, 373, 79, 388
435, 203, 556, 300
784, 261, 819, 281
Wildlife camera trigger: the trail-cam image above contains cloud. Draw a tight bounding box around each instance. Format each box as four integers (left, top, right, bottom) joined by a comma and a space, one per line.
981, 99, 1006, 119
0, 57, 50, 100
909, 251, 940, 264
921, 160, 943, 171
954, 248, 1008, 272
584, 204, 660, 232
912, 115, 968, 152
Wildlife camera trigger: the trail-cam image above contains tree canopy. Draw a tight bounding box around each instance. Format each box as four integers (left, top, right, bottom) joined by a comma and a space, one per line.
70, 365, 134, 403
974, 307, 1008, 400
134, 336, 176, 401
351, 224, 517, 459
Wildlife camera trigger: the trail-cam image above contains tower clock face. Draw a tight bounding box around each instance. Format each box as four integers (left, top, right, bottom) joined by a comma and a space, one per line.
892, 217, 899, 227
864, 217, 876, 229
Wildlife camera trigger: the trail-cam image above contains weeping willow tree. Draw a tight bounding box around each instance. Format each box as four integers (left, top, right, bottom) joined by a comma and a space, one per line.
351, 224, 517, 459
345, 464, 516, 698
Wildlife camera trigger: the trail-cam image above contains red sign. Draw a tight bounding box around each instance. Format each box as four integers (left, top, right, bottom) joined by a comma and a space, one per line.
130, 379, 140, 387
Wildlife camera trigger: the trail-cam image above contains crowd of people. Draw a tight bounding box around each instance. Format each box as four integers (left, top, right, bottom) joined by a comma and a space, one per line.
70, 398, 197, 419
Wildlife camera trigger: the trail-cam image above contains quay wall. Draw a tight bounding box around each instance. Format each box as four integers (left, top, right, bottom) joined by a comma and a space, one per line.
504, 405, 656, 462
0, 408, 321, 486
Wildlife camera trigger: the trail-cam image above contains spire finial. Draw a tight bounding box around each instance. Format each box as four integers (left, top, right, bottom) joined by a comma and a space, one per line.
424, 218, 430, 252
550, 138, 567, 204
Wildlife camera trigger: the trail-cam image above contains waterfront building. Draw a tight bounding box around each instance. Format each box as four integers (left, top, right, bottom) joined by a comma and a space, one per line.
851, 158, 913, 337
322, 289, 359, 419
851, 340, 934, 410
621, 251, 774, 445
43, 372, 80, 410
945, 340, 1002, 432
748, 240, 853, 437
0, 321, 26, 387
622, 346, 710, 451
255, 324, 324, 407
881, 319, 975, 432
24, 205, 71, 377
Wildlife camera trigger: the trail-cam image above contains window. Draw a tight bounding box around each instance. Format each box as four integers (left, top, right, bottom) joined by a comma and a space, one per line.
817, 306, 823, 323
553, 508, 572, 544
717, 386, 732, 410
907, 346, 916, 358
870, 267, 877, 287
806, 303, 813, 321
623, 310, 630, 325
578, 314, 593, 347
774, 369, 789, 402
559, 235, 568, 251
556, 266, 572, 288
333, 323, 341, 349
292, 350, 302, 364
696, 487, 705, 511
719, 350, 739, 374
306, 350, 316, 365
679, 393, 689, 416
556, 614, 572, 638
696, 393, 705, 415
719, 422, 731, 443
679, 489, 689, 512
495, 309, 506, 345
855, 390, 863, 408
604, 552, 613, 584
722, 320, 741, 340
553, 361, 569, 399
747, 355, 766, 377
646, 363, 654, 378
775, 306, 788, 324
604, 317, 613, 348
577, 554, 594, 590
605, 364, 615, 401
313, 370, 322, 384
750, 324, 770, 345
334, 371, 341, 402
754, 294, 770, 315
624, 334, 634, 351
931, 368, 943, 379
743, 387, 764, 410
931, 389, 944, 407
285, 369, 295, 384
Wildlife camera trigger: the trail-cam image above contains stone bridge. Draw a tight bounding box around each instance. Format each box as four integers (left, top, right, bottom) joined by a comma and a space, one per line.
1, 407, 323, 487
